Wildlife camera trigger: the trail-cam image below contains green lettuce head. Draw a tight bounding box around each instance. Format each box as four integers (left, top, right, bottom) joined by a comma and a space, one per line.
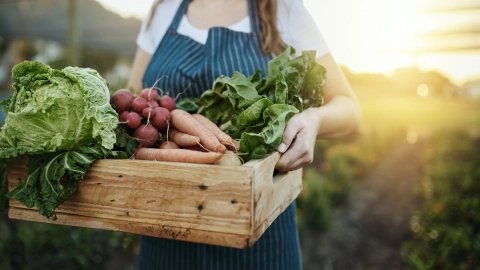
0, 61, 118, 158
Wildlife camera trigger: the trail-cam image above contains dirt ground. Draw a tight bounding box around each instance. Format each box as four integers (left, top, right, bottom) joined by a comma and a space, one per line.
300, 136, 428, 270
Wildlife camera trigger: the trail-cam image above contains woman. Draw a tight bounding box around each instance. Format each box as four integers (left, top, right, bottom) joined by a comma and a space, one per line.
128, 0, 361, 268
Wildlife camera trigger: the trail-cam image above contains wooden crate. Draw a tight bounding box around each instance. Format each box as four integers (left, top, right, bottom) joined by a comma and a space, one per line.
7, 152, 302, 249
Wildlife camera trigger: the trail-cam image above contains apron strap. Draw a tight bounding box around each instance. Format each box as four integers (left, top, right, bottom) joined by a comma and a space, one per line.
168, 0, 191, 31
248, 0, 261, 34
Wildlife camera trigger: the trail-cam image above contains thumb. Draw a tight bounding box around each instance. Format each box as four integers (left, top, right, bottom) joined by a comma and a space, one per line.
277, 120, 299, 153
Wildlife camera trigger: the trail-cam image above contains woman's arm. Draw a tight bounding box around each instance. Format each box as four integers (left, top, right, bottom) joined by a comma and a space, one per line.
127, 47, 152, 93
275, 53, 362, 172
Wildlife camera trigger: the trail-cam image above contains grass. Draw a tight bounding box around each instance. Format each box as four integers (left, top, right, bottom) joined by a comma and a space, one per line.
356, 89, 480, 129
401, 131, 480, 270
297, 86, 480, 233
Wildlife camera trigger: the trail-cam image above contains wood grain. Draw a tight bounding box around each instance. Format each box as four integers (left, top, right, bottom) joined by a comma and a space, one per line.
7, 153, 302, 248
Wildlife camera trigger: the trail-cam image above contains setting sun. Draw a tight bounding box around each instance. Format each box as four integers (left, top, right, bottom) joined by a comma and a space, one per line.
302, 0, 480, 84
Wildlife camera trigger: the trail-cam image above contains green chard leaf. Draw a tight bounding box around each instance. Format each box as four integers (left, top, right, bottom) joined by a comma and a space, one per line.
6, 145, 111, 220
258, 46, 295, 94
301, 62, 327, 108
222, 72, 261, 110
238, 104, 298, 162
195, 46, 326, 162
176, 97, 200, 114
226, 98, 273, 138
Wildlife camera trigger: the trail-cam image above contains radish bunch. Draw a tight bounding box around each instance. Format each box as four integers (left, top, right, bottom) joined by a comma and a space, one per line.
111, 88, 176, 147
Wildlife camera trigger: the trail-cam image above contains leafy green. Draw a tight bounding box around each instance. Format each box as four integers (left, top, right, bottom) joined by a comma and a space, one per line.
114, 127, 139, 157
197, 46, 326, 162
0, 61, 121, 218
238, 104, 299, 161
176, 97, 200, 114
0, 61, 117, 158
6, 146, 117, 220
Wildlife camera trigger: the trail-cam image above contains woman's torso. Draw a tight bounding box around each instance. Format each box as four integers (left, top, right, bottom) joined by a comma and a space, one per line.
138, 0, 302, 269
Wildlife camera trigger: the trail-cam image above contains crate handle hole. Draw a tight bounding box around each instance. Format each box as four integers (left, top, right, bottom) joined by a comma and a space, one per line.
272, 169, 287, 185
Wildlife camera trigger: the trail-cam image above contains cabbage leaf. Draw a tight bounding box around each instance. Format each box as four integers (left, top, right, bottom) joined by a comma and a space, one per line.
0, 61, 120, 219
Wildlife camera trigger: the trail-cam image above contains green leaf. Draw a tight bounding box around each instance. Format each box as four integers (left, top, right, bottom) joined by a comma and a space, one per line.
222, 72, 261, 110
258, 46, 295, 94
239, 104, 298, 162
195, 46, 325, 162
176, 97, 200, 113
226, 98, 273, 138
300, 53, 327, 108
6, 145, 111, 220
114, 127, 138, 157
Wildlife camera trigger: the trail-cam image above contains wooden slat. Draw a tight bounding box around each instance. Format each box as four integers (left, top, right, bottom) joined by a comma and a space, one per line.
245, 152, 303, 233
8, 207, 251, 249
7, 153, 303, 248
7, 158, 253, 235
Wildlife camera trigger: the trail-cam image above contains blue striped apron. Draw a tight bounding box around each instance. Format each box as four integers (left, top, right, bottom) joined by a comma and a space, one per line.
140, 0, 302, 269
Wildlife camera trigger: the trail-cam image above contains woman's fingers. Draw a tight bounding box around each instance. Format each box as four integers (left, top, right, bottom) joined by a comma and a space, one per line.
275, 127, 315, 172
276, 109, 321, 172
277, 115, 302, 153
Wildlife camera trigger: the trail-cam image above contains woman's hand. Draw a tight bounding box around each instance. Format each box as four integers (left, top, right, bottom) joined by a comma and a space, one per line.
275, 108, 320, 172
274, 53, 362, 172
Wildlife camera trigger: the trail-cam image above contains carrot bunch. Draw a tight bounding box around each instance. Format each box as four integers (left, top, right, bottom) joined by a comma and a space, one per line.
135, 110, 240, 164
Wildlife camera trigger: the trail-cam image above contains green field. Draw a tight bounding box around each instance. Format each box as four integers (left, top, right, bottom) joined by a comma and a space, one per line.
356, 89, 480, 129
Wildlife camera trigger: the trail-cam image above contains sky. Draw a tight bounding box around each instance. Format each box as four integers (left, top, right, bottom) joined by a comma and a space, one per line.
95, 0, 480, 85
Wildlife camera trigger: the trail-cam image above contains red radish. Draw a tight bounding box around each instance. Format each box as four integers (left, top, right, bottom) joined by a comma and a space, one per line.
111, 89, 134, 113
140, 88, 159, 101
126, 112, 141, 129
151, 107, 171, 130
132, 97, 148, 113
159, 96, 176, 111
147, 100, 159, 108
134, 124, 159, 147
119, 111, 130, 122
142, 106, 156, 119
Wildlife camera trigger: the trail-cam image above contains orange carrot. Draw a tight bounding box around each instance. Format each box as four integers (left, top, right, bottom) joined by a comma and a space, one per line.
135, 148, 223, 164
182, 145, 208, 152
168, 127, 201, 147
159, 141, 180, 149
171, 109, 227, 153
192, 114, 234, 145
225, 140, 240, 152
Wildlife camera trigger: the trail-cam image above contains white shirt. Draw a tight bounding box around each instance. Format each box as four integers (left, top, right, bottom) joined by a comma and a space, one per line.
136, 0, 330, 58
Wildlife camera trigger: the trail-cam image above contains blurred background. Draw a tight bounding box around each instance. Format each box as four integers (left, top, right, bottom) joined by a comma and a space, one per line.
0, 0, 479, 269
